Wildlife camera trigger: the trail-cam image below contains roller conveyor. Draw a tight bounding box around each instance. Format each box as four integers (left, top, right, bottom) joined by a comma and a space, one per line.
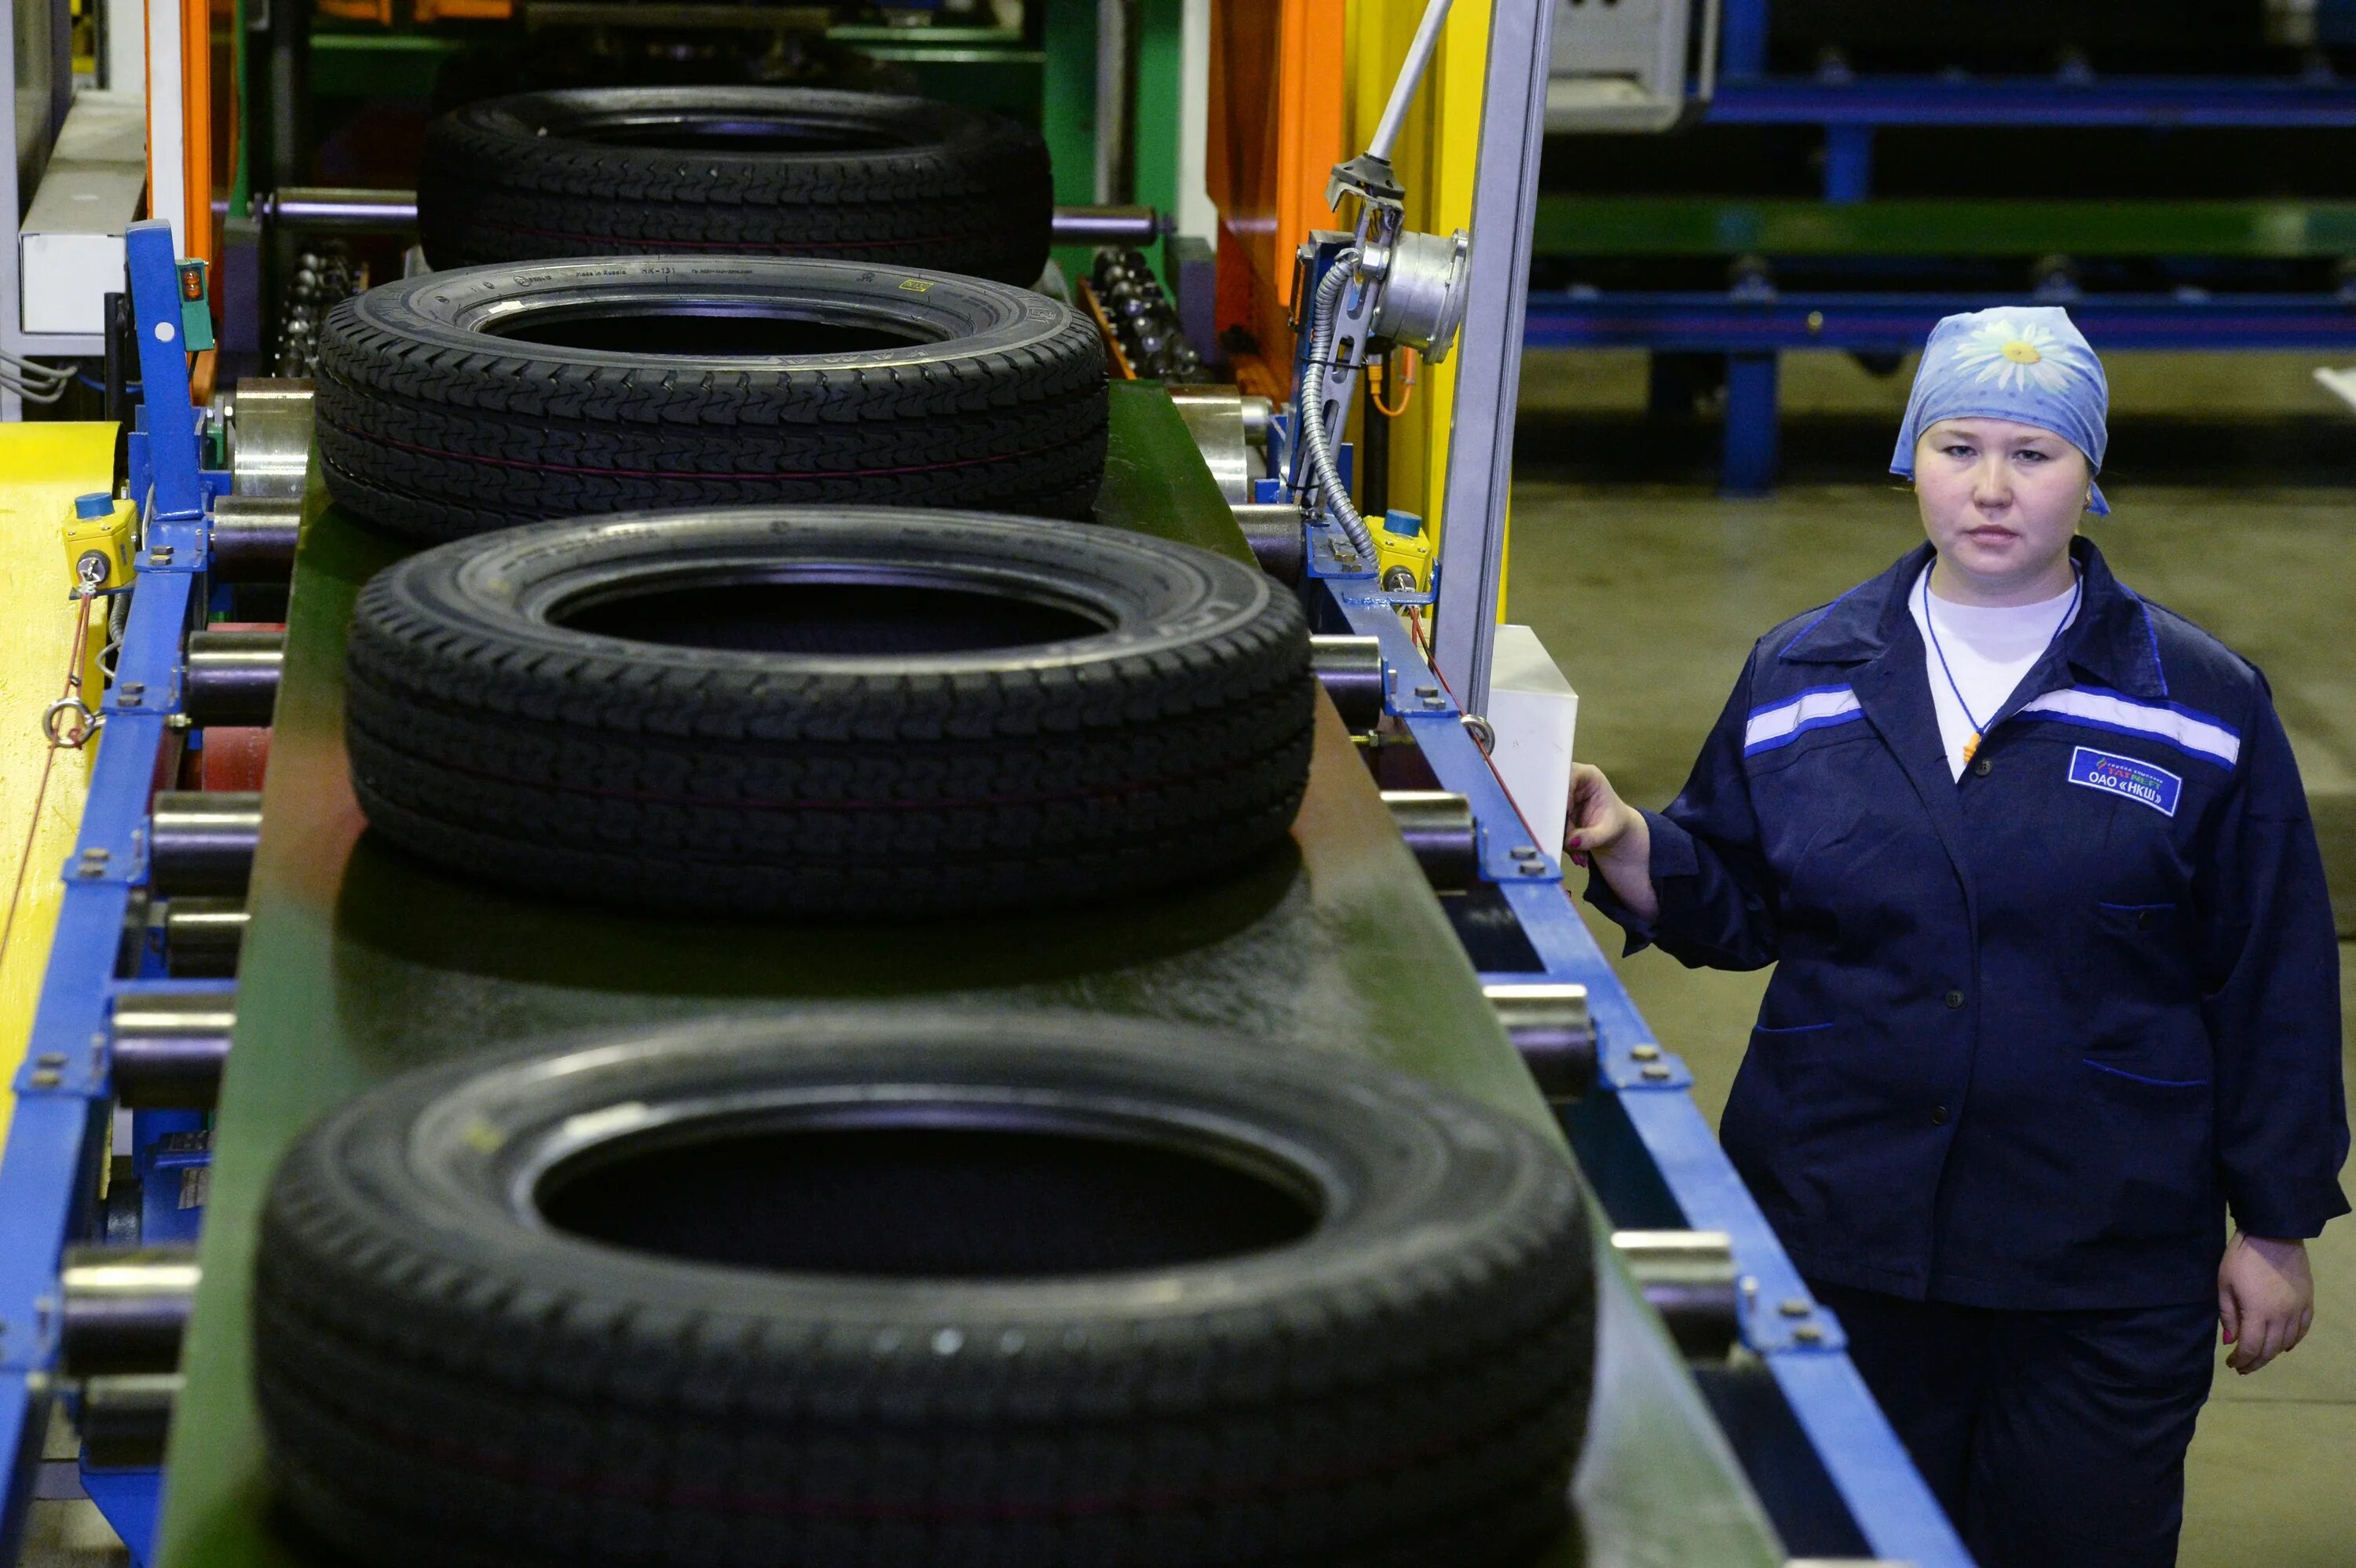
152, 385, 1788, 1567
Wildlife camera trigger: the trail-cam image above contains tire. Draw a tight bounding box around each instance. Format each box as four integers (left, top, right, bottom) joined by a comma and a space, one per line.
254, 1011, 1597, 1568
418, 87, 1053, 287
316, 257, 1106, 543
342, 506, 1315, 918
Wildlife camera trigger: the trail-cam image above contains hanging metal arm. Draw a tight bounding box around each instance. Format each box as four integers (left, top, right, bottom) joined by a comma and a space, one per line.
1330, 0, 1457, 217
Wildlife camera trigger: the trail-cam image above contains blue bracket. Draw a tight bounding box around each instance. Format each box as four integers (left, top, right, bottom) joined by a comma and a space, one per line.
1333, 593, 1562, 886
0, 217, 213, 1566
78, 1466, 158, 1568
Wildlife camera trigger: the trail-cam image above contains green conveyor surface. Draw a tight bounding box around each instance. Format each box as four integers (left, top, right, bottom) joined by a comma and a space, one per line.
155, 383, 1783, 1567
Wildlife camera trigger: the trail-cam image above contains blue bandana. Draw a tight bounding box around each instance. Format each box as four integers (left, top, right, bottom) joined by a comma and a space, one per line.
1890, 306, 2111, 516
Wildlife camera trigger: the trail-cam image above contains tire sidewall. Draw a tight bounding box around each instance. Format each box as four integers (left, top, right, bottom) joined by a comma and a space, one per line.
279, 1011, 1585, 1340
362, 507, 1289, 681
446, 86, 1022, 182
345, 256, 1077, 371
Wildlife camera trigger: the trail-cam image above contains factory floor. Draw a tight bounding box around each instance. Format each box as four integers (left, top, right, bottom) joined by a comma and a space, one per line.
13, 351, 2347, 1568
1511, 347, 2356, 1566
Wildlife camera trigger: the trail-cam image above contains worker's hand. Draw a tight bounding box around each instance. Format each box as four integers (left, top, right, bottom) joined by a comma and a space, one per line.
1564, 763, 1657, 923
2218, 1233, 2314, 1375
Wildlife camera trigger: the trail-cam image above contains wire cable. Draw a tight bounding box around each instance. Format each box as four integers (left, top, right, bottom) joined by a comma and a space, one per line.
1371, 347, 1418, 418
1298, 253, 1378, 560
0, 594, 101, 979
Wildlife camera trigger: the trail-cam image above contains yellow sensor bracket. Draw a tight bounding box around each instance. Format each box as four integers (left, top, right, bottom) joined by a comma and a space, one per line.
64, 492, 135, 597
1377, 509, 1437, 602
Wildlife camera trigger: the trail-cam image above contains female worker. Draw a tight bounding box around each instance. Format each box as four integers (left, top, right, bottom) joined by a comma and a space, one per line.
1567, 306, 2349, 1568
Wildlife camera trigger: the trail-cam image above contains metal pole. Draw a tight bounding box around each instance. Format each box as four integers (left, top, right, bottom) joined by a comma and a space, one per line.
1368, 0, 1456, 164
1431, 0, 1558, 721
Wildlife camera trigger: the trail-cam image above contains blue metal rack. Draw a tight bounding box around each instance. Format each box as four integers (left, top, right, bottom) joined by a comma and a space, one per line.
1525, 286, 2356, 493
0, 220, 216, 1568
1554, 0, 2356, 495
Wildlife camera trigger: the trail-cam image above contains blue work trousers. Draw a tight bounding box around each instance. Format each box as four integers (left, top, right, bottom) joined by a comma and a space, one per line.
1812, 1281, 2215, 1568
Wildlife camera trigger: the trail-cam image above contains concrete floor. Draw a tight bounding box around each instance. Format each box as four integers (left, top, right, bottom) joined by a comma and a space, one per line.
1509, 349, 2356, 1566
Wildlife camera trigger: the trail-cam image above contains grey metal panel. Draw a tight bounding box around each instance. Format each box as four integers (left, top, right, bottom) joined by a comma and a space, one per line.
1432, 0, 1560, 718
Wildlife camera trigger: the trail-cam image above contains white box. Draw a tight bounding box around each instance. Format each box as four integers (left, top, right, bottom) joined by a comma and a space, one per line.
1487, 623, 1580, 850
19, 93, 146, 336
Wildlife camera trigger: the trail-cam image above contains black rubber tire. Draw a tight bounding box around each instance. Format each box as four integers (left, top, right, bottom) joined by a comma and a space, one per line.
419, 86, 1053, 286
342, 506, 1315, 918
316, 256, 1106, 543
254, 1011, 1597, 1568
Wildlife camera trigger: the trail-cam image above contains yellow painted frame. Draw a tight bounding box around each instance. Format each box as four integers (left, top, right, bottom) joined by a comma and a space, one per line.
1344, 0, 1505, 611
0, 425, 119, 1150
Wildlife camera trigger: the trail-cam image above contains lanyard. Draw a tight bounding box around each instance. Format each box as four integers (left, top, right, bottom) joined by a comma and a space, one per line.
1919, 566, 2082, 764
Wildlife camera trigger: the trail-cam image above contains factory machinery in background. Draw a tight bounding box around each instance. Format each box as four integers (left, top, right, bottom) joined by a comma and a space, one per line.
0, 2, 2002, 1566
1534, 0, 2356, 492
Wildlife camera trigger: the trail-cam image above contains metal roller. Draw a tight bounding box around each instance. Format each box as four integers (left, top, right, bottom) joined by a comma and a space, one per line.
112, 987, 236, 1108
1050, 205, 1162, 246
255, 189, 1168, 253
60, 1246, 200, 1377
1612, 1230, 1743, 1362
1309, 634, 1385, 731
226, 380, 315, 501
185, 630, 284, 729
260, 186, 418, 230
163, 897, 249, 978
1382, 790, 1477, 892
1235, 503, 1306, 586
79, 1373, 181, 1469
209, 496, 302, 580
1484, 981, 1597, 1103
1165, 385, 1254, 504
1238, 396, 1275, 448
149, 792, 263, 897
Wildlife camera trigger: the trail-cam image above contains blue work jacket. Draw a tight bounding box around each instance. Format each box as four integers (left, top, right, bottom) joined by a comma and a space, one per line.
1589, 539, 2349, 1310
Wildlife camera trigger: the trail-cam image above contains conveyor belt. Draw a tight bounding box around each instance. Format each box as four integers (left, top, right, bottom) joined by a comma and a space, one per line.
154, 385, 1785, 1567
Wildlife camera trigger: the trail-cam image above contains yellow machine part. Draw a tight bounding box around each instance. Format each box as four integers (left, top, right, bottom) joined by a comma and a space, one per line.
1376, 512, 1436, 592
1345, 0, 1511, 616
0, 424, 119, 1150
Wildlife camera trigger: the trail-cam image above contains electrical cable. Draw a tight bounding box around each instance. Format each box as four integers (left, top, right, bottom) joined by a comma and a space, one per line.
1298, 252, 1379, 561
1371, 347, 1418, 418
1, 349, 70, 380
0, 372, 68, 406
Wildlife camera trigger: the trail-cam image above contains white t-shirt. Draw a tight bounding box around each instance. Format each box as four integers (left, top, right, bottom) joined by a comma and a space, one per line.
1907, 565, 2081, 780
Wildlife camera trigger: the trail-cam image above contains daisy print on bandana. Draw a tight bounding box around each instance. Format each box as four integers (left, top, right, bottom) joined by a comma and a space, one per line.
1948, 315, 2092, 394
1889, 305, 2113, 515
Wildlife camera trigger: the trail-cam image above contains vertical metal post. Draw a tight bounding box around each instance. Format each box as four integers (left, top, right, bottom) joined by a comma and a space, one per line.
1094, 0, 1138, 204
1721, 352, 1781, 496
1432, 0, 1558, 720
1719, 0, 1768, 79
1823, 125, 1874, 204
